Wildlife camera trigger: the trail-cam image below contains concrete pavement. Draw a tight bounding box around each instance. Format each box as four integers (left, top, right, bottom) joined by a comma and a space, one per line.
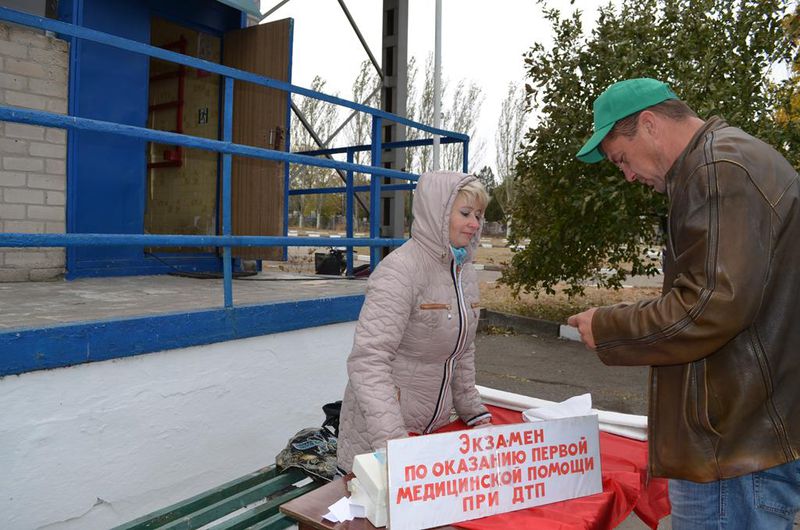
475, 331, 649, 416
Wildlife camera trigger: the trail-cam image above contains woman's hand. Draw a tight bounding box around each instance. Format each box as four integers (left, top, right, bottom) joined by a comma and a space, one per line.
472, 418, 492, 429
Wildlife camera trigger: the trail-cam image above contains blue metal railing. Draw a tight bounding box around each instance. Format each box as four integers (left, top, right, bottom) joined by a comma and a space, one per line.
0, 6, 469, 310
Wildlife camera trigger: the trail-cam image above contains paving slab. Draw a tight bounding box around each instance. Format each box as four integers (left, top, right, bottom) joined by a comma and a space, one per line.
0, 271, 367, 330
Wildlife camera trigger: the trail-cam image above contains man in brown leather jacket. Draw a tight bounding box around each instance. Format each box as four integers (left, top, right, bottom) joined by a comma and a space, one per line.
568, 78, 800, 529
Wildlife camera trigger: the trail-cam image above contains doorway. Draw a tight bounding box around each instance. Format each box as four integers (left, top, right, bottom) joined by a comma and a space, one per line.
144, 17, 291, 264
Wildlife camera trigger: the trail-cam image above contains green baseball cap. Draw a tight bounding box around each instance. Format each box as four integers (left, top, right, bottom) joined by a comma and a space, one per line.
576, 78, 678, 163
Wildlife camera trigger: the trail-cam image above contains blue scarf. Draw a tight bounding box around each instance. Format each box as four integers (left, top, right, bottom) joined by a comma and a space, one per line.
451, 245, 468, 266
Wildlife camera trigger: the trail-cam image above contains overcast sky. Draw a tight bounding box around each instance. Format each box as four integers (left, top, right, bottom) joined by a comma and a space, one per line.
260, 0, 615, 174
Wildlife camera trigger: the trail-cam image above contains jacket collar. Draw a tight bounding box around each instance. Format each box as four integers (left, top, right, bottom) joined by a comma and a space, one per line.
665, 116, 729, 199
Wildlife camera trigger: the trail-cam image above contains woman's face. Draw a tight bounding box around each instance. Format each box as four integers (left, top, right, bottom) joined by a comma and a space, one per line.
449, 194, 482, 248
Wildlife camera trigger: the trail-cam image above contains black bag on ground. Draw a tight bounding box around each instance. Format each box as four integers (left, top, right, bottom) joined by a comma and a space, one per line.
322, 400, 341, 437
315, 249, 346, 275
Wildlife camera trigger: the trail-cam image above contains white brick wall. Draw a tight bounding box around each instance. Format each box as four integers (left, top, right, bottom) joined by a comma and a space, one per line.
0, 22, 68, 282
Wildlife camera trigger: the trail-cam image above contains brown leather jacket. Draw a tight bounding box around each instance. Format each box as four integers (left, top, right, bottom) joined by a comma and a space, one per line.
592, 117, 800, 482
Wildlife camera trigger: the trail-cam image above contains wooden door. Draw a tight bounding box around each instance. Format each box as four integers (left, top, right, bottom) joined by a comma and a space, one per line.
223, 19, 291, 260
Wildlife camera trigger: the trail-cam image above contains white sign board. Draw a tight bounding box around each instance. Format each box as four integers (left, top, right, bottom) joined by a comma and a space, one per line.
386, 415, 602, 530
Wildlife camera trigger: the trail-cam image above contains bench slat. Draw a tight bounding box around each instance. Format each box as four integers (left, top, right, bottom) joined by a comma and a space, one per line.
240, 512, 297, 530
207, 480, 318, 530
110, 466, 297, 530
157, 470, 306, 530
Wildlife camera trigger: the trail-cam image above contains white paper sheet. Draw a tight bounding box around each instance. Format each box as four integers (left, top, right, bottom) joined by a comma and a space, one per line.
322, 495, 368, 523
522, 393, 593, 421
323, 496, 355, 523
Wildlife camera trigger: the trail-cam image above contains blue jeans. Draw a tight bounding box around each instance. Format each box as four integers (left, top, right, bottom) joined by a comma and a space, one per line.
669, 459, 800, 530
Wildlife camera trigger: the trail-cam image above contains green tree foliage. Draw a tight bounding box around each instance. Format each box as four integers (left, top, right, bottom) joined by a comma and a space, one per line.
772, 4, 800, 168
475, 165, 497, 194
476, 166, 504, 223
505, 0, 797, 296
485, 189, 506, 224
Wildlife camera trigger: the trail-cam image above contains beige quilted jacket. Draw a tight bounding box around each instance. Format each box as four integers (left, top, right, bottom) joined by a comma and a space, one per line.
336, 171, 490, 473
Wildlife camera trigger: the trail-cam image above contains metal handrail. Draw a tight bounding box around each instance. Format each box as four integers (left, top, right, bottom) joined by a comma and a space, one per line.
0, 7, 467, 141
0, 6, 469, 309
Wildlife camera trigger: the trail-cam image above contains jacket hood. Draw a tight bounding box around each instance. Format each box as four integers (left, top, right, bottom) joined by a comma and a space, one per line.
411, 171, 483, 264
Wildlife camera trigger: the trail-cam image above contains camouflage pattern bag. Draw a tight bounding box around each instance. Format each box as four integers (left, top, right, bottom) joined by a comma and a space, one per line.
275, 426, 338, 482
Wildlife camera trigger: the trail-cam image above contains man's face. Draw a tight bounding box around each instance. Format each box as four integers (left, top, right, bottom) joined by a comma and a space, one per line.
601, 117, 668, 193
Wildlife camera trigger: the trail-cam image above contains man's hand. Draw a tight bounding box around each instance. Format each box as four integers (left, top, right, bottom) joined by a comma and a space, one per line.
567, 308, 598, 350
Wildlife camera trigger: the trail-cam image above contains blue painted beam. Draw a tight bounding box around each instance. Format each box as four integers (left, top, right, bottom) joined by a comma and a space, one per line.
288, 183, 415, 196
0, 233, 407, 248
0, 106, 413, 182
0, 296, 365, 377
0, 6, 467, 142
297, 136, 464, 157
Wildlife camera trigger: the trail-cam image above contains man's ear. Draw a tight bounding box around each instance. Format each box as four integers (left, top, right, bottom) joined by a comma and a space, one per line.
639, 110, 658, 137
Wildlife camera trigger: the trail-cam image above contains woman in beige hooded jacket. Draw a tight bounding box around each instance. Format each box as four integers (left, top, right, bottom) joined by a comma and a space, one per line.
336, 171, 491, 473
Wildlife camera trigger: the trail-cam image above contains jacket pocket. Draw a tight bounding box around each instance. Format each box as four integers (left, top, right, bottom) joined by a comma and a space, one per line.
754, 461, 800, 520
693, 360, 722, 438
420, 303, 450, 310
470, 301, 481, 320
418, 303, 452, 330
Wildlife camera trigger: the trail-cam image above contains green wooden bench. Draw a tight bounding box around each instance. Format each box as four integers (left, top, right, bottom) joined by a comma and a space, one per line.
111, 466, 318, 530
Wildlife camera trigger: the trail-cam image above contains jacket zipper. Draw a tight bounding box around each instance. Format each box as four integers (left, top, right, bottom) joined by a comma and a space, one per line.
423, 259, 469, 434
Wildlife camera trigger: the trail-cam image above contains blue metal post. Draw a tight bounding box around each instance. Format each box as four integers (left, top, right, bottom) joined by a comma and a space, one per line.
222, 77, 234, 308
370, 117, 382, 267
462, 139, 469, 174
283, 20, 294, 262
346, 148, 354, 276
64, 0, 84, 279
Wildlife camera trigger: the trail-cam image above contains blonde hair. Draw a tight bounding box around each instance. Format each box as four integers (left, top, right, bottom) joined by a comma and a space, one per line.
457, 178, 490, 210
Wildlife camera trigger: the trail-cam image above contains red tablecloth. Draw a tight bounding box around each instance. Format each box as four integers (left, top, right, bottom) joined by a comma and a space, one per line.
433, 405, 670, 530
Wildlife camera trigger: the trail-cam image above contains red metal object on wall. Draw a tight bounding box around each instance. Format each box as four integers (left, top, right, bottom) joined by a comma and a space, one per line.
147, 35, 186, 169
